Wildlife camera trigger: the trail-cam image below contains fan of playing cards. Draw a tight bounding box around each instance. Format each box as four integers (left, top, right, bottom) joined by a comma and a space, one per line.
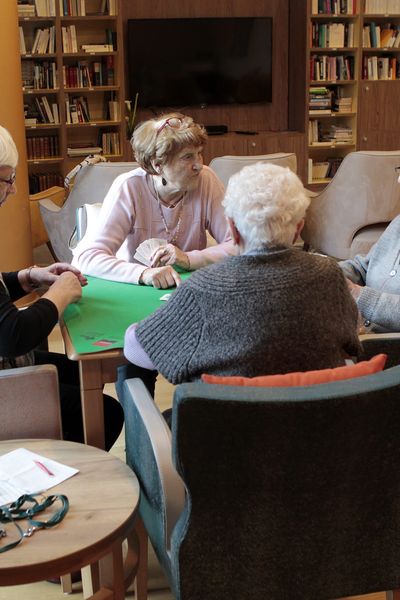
133, 238, 167, 266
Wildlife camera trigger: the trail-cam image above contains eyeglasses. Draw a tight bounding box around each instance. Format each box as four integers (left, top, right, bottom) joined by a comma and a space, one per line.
155, 117, 183, 136
0, 172, 16, 187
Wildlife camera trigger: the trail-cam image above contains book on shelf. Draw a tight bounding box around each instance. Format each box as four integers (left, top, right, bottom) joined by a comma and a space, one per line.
19, 27, 26, 55
309, 109, 332, 115
41, 95, 54, 122
312, 161, 330, 180
52, 102, 59, 124
67, 145, 102, 157
81, 44, 114, 53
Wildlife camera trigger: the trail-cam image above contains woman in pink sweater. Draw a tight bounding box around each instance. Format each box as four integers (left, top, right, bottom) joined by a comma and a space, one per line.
72, 113, 234, 289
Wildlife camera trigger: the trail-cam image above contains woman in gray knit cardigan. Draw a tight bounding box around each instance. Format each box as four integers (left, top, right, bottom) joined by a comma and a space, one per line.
122, 162, 361, 384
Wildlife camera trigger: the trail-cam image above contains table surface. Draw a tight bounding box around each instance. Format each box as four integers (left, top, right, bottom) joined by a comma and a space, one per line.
63, 274, 189, 355
0, 439, 140, 586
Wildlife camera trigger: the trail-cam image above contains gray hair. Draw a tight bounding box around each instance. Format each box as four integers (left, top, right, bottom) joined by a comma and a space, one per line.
0, 126, 18, 168
222, 162, 310, 250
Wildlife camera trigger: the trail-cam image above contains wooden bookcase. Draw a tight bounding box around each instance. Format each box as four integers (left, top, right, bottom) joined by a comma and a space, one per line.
18, 0, 125, 195
307, 0, 400, 186
307, 1, 360, 185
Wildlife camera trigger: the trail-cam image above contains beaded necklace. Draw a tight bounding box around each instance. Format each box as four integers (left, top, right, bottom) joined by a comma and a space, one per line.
152, 179, 186, 246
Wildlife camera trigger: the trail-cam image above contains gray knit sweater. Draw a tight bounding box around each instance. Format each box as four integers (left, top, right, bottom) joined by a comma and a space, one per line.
136, 248, 361, 384
340, 215, 400, 332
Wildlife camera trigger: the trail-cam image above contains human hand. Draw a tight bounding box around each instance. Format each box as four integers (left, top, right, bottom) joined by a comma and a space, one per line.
346, 278, 362, 301
150, 244, 190, 270
42, 271, 83, 315
32, 263, 88, 287
140, 266, 181, 289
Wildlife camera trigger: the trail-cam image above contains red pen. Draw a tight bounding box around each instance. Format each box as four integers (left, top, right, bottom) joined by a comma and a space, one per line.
33, 460, 55, 477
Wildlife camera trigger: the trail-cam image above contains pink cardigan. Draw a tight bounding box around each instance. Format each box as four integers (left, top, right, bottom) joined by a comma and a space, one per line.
72, 166, 235, 284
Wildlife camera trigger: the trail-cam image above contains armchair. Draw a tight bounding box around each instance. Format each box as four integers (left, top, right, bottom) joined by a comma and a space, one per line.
121, 373, 400, 600
208, 152, 297, 187
302, 150, 400, 259
39, 161, 138, 262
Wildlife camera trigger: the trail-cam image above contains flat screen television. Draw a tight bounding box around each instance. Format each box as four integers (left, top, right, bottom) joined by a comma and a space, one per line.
127, 17, 273, 109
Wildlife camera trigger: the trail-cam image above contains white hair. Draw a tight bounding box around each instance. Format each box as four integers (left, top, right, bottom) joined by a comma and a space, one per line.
0, 126, 18, 168
222, 162, 310, 250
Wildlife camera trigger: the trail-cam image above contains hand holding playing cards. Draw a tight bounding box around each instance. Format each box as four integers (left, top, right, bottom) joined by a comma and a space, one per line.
150, 244, 190, 270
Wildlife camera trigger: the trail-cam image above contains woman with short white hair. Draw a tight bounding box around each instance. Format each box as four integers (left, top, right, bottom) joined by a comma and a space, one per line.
122, 162, 361, 385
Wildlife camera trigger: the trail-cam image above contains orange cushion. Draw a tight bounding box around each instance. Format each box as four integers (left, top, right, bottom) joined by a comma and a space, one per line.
201, 354, 387, 387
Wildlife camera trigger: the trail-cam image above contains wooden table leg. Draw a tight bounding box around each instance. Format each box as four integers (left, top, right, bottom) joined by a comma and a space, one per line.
79, 359, 105, 449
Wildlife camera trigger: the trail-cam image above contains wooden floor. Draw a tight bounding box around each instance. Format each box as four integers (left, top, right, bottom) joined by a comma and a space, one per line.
0, 248, 390, 599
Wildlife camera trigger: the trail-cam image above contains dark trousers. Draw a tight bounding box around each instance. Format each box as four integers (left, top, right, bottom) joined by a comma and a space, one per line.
116, 362, 172, 427
34, 350, 124, 451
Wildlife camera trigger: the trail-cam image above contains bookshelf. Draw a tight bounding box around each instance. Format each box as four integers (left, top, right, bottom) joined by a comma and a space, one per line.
308, 1, 359, 185
18, 0, 125, 194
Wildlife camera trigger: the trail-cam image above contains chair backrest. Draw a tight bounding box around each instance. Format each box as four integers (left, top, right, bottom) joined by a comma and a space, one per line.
39, 161, 138, 262
0, 364, 62, 440
302, 150, 400, 259
208, 153, 297, 187
174, 371, 400, 599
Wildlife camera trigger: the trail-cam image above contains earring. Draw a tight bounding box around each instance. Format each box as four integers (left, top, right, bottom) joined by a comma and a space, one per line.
162, 177, 167, 186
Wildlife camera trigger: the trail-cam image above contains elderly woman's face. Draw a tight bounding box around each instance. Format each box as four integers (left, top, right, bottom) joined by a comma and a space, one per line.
0, 166, 16, 207
163, 145, 203, 192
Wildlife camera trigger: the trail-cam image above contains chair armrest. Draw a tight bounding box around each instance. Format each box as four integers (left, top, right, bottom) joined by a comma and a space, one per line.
359, 332, 400, 368
123, 378, 185, 550
39, 197, 64, 214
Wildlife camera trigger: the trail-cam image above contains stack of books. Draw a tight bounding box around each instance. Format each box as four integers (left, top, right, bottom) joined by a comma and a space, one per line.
324, 124, 353, 144
333, 95, 352, 112
17, 2, 36, 17
309, 87, 332, 115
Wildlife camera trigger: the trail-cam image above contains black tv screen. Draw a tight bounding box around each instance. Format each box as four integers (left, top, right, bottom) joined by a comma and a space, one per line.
127, 17, 273, 108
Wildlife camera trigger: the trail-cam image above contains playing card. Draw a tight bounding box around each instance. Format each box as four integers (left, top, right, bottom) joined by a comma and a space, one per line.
134, 238, 167, 266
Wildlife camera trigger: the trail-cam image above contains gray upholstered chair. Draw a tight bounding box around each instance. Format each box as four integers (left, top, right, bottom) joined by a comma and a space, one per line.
0, 364, 62, 440
208, 152, 297, 187
302, 150, 400, 260
39, 161, 138, 262
120, 373, 400, 600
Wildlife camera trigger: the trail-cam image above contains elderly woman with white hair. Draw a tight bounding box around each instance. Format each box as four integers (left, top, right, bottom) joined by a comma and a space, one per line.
0, 125, 123, 449
122, 162, 361, 384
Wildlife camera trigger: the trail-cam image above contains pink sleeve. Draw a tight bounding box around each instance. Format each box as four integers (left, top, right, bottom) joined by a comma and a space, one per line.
124, 323, 156, 370
186, 167, 237, 269
71, 171, 146, 284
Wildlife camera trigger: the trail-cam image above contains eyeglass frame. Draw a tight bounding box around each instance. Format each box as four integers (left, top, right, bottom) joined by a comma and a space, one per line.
155, 117, 183, 136
0, 172, 16, 186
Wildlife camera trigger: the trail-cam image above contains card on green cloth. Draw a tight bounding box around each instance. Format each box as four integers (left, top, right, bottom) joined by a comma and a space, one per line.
63, 274, 189, 354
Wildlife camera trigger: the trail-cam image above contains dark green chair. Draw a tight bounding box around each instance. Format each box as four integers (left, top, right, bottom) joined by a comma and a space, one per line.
120, 370, 400, 600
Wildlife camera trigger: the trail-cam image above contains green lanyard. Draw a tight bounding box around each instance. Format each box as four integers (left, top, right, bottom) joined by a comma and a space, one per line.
0, 493, 69, 553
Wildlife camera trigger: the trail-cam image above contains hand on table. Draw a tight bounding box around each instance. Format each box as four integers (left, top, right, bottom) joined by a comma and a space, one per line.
31, 263, 88, 287
150, 244, 190, 270
140, 266, 181, 289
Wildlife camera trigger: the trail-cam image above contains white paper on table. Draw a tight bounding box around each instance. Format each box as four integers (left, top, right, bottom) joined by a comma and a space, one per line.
0, 448, 79, 505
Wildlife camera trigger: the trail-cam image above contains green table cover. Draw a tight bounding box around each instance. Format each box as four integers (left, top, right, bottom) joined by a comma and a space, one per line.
63, 274, 189, 354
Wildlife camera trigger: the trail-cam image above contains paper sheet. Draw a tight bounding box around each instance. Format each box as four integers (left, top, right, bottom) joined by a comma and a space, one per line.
0, 448, 79, 505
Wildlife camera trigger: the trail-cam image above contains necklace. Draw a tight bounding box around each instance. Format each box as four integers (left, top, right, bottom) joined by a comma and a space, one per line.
152, 179, 186, 246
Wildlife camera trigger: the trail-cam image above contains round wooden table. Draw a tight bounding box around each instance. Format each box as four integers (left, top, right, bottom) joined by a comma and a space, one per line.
0, 439, 141, 599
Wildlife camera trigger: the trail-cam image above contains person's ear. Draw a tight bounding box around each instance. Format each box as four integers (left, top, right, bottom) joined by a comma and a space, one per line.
151, 160, 162, 175
293, 219, 305, 244
227, 217, 241, 246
